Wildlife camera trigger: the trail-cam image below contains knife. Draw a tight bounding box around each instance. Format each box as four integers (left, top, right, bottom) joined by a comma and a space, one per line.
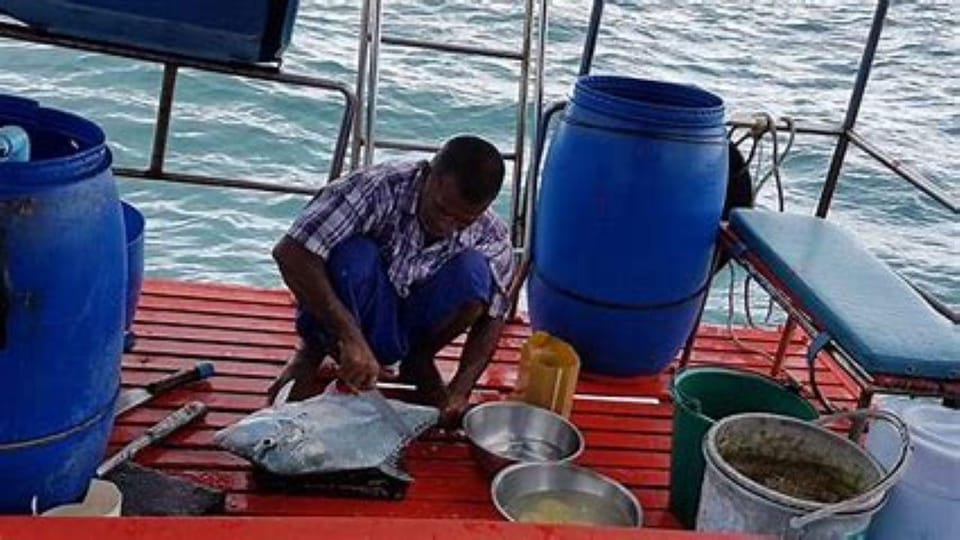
115, 362, 215, 417
363, 389, 415, 439
98, 401, 208, 477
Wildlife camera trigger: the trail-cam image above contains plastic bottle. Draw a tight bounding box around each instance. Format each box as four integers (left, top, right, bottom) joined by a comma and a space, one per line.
514, 331, 580, 418
0, 125, 30, 163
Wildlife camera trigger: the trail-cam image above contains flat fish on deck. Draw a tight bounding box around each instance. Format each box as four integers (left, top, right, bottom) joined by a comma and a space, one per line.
214, 384, 439, 482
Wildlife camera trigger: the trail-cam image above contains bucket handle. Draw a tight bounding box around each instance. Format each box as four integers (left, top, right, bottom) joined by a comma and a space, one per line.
671, 380, 704, 415
672, 372, 801, 418
786, 409, 912, 535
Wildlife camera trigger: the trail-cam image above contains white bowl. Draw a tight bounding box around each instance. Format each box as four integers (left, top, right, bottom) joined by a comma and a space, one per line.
41, 479, 122, 517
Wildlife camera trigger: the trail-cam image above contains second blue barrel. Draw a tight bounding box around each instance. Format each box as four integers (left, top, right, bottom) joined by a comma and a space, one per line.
528, 77, 728, 376
0, 95, 125, 512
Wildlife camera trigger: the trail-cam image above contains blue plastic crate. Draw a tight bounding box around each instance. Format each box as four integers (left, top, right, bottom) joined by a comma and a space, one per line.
1, 0, 300, 64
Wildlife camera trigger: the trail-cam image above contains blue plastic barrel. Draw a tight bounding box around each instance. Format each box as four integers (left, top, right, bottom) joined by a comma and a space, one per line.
528, 77, 728, 375
121, 201, 145, 352
0, 95, 125, 512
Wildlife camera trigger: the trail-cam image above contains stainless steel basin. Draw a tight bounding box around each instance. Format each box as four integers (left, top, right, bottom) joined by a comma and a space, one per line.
463, 401, 583, 475
492, 462, 643, 527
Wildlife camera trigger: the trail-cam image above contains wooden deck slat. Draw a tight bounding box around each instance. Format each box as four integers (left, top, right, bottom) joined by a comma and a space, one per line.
135, 308, 295, 333
106, 279, 867, 533
142, 280, 294, 305
0, 516, 748, 539
127, 323, 848, 375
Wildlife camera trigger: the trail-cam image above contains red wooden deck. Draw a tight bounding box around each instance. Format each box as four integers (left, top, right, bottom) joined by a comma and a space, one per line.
15, 279, 862, 538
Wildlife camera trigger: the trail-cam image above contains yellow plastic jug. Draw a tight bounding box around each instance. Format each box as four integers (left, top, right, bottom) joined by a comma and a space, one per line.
514, 331, 580, 418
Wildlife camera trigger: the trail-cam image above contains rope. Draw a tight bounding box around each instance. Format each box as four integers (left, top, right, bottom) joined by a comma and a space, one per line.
724, 115, 801, 358
752, 114, 796, 211
725, 264, 776, 363
732, 113, 799, 328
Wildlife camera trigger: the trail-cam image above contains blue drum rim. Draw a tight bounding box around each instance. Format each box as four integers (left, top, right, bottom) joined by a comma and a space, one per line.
572, 76, 725, 128
0, 387, 118, 450
0, 95, 112, 194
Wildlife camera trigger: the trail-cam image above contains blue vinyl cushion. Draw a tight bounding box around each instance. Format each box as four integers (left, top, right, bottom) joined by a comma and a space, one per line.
730, 209, 959, 380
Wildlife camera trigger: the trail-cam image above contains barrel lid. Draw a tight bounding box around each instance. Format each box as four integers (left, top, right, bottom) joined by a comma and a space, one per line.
872, 396, 960, 499
0, 95, 110, 195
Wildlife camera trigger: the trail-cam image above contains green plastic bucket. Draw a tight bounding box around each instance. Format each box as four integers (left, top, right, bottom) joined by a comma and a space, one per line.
669, 367, 818, 528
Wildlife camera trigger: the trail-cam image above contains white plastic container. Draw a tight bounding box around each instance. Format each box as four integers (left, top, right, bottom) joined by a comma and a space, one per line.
41, 480, 122, 517
867, 396, 960, 540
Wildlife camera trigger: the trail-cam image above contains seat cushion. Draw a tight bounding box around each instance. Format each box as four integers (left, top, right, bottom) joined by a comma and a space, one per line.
730, 209, 959, 380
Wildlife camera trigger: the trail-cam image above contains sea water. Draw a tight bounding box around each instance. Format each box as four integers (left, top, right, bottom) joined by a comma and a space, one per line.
0, 1, 955, 319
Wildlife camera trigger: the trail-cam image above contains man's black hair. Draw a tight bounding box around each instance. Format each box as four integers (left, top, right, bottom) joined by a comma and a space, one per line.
431, 135, 505, 206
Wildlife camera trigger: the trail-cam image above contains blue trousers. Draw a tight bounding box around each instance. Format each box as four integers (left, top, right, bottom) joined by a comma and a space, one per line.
296, 236, 494, 365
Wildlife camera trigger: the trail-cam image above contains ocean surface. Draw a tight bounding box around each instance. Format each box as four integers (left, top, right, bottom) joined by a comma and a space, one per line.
0, 0, 956, 323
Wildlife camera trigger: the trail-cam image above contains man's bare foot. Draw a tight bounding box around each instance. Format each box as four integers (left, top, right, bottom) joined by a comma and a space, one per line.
266, 346, 329, 403
379, 361, 401, 382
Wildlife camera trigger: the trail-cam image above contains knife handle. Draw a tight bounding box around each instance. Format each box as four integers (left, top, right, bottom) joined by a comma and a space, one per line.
144, 401, 207, 441
97, 401, 207, 477
146, 362, 215, 395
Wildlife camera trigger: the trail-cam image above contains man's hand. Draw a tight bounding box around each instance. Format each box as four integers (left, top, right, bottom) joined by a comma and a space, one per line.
337, 336, 380, 391
266, 348, 327, 404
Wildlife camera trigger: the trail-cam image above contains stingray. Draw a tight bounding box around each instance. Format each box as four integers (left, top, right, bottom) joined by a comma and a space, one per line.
214, 384, 438, 482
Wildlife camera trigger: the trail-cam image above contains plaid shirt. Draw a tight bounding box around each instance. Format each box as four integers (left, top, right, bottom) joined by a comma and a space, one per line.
288, 161, 515, 318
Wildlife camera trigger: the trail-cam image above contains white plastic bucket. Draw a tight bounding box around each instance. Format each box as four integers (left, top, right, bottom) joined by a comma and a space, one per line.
867, 396, 960, 539
41, 480, 122, 517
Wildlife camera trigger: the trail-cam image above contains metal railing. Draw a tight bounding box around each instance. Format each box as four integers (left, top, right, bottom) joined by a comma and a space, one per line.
351, 0, 546, 246
0, 21, 357, 197
517, 0, 956, 274
1, 2, 954, 255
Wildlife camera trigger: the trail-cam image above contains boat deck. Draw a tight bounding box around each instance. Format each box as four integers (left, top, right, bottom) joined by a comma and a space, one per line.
105, 279, 859, 535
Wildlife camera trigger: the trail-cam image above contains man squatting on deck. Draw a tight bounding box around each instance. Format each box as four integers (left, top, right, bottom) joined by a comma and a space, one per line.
268, 135, 515, 426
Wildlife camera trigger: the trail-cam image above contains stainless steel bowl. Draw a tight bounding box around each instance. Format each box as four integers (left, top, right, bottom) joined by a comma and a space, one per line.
492, 462, 643, 527
463, 401, 584, 475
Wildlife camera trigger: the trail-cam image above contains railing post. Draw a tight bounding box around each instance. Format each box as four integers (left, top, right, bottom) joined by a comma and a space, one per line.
362, 0, 384, 167
509, 0, 536, 247
149, 63, 178, 174
579, 0, 604, 76
816, 0, 889, 217
349, 0, 373, 171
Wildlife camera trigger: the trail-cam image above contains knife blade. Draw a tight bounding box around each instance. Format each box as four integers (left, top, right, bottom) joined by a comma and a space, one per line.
363, 389, 414, 439
115, 361, 215, 417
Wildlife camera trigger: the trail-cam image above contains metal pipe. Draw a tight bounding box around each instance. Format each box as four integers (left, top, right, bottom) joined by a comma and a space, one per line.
329, 87, 356, 180
148, 63, 178, 174
678, 262, 716, 370
816, 0, 889, 217
363, 0, 384, 166
381, 36, 523, 60
519, 100, 566, 263
579, 0, 605, 76
510, 0, 536, 246
519, 0, 550, 259
726, 118, 843, 138
0, 21, 357, 183
115, 168, 317, 196
350, 0, 374, 171
847, 129, 958, 214
772, 317, 799, 377
376, 138, 516, 161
